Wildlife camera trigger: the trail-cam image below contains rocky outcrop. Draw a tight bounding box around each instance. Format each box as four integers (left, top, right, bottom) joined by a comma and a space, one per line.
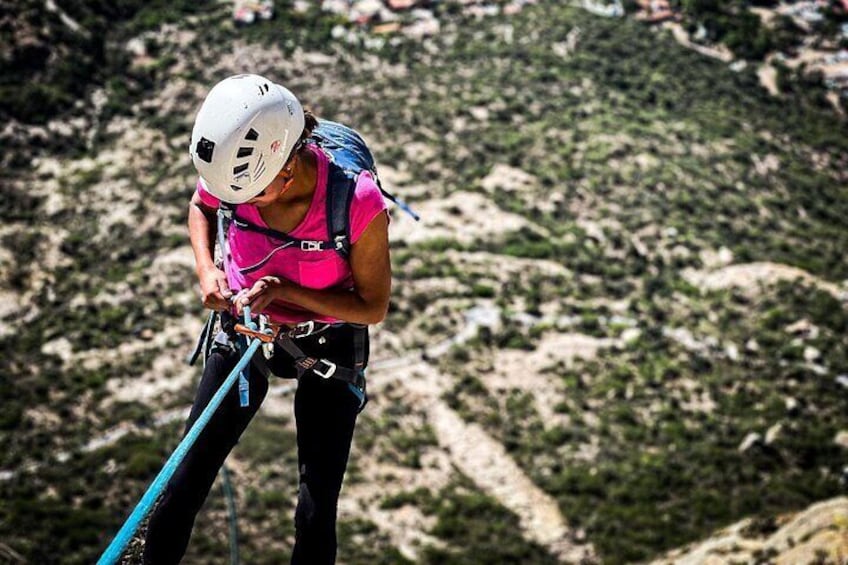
653, 497, 848, 565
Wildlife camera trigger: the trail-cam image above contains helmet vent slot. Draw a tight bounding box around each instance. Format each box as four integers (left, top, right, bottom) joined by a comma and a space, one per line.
244, 128, 259, 141
254, 154, 266, 179
230, 184, 243, 192
237, 147, 253, 158
233, 163, 249, 175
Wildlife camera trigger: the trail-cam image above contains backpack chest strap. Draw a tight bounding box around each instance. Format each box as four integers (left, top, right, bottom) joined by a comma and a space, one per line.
230, 214, 338, 249
219, 159, 357, 270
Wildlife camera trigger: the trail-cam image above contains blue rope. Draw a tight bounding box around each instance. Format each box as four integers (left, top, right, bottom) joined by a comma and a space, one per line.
237, 307, 255, 408
97, 336, 263, 565
220, 464, 240, 565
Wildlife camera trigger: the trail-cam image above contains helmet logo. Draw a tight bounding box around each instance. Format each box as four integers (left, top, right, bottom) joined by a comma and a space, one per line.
270, 139, 281, 153
196, 137, 215, 163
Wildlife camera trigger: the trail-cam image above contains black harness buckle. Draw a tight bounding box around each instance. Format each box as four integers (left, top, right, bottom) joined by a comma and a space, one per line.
313, 359, 337, 379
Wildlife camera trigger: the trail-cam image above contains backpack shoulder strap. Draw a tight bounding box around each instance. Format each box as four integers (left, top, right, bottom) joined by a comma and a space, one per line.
326, 161, 356, 260
220, 163, 355, 265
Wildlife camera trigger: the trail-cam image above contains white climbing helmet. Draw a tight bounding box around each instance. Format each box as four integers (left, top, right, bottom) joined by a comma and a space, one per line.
189, 74, 305, 204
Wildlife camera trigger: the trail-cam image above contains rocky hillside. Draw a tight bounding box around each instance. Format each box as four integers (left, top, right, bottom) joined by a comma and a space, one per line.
652, 497, 848, 564
1, 1, 847, 563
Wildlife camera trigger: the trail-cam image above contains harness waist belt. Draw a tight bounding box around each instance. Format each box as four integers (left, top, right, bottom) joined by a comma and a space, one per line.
276, 332, 365, 389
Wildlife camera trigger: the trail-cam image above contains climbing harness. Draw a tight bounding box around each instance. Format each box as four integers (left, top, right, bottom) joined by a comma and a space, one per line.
272, 321, 369, 409
97, 308, 270, 565
190, 309, 370, 410
189, 311, 368, 408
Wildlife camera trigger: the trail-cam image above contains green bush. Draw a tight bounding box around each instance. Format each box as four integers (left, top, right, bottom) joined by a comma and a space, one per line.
420, 479, 559, 564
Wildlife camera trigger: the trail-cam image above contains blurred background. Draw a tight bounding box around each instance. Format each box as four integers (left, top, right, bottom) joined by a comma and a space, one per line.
1, 0, 847, 563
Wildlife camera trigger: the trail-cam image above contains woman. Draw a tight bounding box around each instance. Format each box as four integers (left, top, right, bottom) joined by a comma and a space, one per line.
143, 74, 391, 564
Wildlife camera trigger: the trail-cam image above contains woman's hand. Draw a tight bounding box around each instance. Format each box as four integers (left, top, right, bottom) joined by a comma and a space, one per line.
234, 276, 286, 315
198, 264, 233, 311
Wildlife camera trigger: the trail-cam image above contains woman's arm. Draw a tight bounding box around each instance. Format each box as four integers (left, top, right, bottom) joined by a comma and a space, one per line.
188, 191, 233, 310
235, 211, 391, 325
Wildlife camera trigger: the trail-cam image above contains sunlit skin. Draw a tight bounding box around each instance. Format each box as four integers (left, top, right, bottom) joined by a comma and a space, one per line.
244, 154, 302, 208
187, 145, 391, 326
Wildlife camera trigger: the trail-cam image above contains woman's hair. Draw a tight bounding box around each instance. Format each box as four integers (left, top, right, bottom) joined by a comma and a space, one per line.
299, 109, 319, 144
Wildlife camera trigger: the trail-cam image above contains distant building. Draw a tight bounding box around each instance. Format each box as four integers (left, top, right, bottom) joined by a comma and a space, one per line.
582, 0, 624, 18
351, 0, 385, 24
322, 0, 352, 16
503, 0, 538, 15
388, 0, 418, 9
635, 0, 676, 23
404, 8, 440, 37
373, 21, 403, 34
778, 1, 824, 31
233, 0, 274, 25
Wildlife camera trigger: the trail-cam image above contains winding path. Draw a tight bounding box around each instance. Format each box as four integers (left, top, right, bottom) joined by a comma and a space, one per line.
392, 361, 596, 562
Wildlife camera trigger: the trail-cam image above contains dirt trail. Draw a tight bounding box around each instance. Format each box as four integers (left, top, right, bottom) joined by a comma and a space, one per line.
429, 398, 593, 562
373, 361, 597, 563
663, 21, 734, 63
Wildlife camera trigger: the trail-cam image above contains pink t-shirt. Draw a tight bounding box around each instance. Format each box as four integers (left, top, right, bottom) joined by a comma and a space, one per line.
196, 144, 387, 324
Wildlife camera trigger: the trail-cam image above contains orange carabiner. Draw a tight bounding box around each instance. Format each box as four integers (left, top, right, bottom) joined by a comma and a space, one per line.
233, 323, 278, 343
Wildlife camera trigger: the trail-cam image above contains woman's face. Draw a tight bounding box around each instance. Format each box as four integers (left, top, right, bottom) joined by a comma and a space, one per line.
247, 163, 295, 207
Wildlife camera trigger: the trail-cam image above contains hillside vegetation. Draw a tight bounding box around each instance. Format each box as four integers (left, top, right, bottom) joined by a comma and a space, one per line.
1, 1, 847, 563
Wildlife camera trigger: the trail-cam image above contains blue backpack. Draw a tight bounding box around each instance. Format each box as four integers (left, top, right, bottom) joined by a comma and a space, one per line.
220, 120, 418, 267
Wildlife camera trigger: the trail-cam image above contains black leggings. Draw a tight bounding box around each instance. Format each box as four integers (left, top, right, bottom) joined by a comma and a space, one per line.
143, 326, 364, 564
